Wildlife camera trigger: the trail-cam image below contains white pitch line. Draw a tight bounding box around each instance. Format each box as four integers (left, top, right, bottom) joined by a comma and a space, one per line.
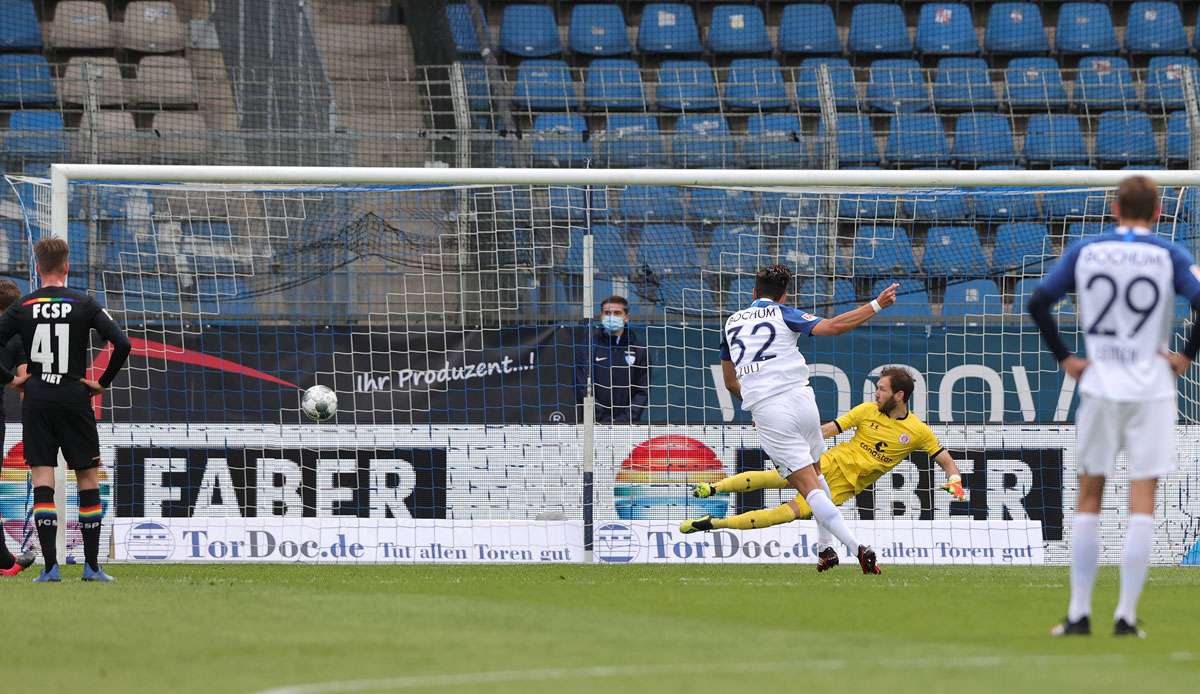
255, 652, 1190, 694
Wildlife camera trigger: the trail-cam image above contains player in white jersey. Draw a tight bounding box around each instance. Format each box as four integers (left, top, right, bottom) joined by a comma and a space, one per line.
1029, 175, 1200, 638
718, 264, 898, 574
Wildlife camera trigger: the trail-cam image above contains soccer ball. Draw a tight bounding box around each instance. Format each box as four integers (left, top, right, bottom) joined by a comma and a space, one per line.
301, 385, 338, 422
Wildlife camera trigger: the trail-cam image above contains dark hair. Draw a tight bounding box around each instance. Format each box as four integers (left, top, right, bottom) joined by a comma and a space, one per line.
1116, 175, 1159, 224
600, 295, 629, 312
34, 237, 69, 275
0, 279, 19, 312
754, 264, 792, 301
880, 366, 915, 405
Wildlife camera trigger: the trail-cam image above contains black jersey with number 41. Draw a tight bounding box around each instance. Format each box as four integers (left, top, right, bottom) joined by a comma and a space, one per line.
0, 286, 131, 405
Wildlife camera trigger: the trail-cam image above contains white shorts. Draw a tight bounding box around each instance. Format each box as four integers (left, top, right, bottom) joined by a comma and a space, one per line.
750, 386, 826, 479
1075, 395, 1177, 480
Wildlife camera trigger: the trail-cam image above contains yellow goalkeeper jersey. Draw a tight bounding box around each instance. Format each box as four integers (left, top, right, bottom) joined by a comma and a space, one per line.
824, 402, 946, 491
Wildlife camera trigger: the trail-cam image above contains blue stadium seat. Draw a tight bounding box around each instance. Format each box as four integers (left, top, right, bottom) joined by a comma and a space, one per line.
569, 4, 631, 56
817, 113, 881, 166
1145, 57, 1198, 111
902, 179, 972, 222
1004, 58, 1069, 110
885, 113, 950, 165
655, 60, 718, 111
638, 3, 701, 54
600, 114, 666, 167
878, 279, 932, 316
1042, 166, 1104, 219
512, 60, 575, 110
1066, 221, 1117, 242
1023, 114, 1088, 164
125, 275, 183, 315
778, 224, 831, 274
3, 111, 68, 160
923, 226, 988, 275
991, 223, 1050, 274
1095, 111, 1160, 164
584, 59, 645, 110
1167, 111, 1191, 163
549, 187, 610, 223
445, 4, 485, 55
743, 114, 807, 168
500, 4, 561, 57
690, 188, 756, 224
849, 4, 912, 55
761, 191, 819, 221
971, 166, 1038, 220
797, 278, 858, 315
951, 113, 1017, 165
867, 59, 929, 113
984, 3, 1049, 54
531, 114, 590, 167
795, 58, 858, 110
0, 0, 42, 49
637, 224, 699, 269
943, 279, 1003, 316
672, 114, 733, 168
854, 225, 918, 274
619, 186, 684, 222
0, 54, 57, 105
708, 224, 769, 275
725, 58, 788, 110
1056, 3, 1118, 54
933, 58, 996, 110
836, 169, 901, 221
459, 61, 493, 111
779, 4, 841, 55
708, 4, 770, 54
1125, 2, 1189, 54
565, 225, 629, 272
915, 3, 978, 55
1076, 57, 1137, 111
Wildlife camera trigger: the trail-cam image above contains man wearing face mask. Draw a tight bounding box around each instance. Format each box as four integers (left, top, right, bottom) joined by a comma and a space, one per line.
574, 296, 649, 424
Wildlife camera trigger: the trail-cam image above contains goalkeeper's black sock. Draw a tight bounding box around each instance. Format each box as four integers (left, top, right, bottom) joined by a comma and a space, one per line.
33, 485, 57, 568
0, 524, 13, 570
79, 487, 103, 572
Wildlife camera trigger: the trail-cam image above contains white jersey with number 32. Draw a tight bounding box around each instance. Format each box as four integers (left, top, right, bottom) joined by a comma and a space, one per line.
720, 298, 822, 409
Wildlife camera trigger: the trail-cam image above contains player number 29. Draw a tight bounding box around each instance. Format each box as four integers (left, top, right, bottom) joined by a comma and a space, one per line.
30, 323, 69, 374
1084, 273, 1159, 338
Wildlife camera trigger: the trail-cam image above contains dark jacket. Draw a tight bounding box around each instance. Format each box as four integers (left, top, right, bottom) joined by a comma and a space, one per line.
575, 327, 649, 423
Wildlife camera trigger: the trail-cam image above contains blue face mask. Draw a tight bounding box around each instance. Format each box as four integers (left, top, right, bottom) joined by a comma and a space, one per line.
601, 315, 625, 333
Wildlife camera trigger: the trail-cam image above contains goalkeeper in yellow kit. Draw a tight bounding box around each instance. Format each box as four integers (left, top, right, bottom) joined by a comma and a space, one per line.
681, 366, 965, 572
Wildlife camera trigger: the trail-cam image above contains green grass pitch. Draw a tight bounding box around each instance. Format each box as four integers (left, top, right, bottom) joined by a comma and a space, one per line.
3, 564, 1197, 693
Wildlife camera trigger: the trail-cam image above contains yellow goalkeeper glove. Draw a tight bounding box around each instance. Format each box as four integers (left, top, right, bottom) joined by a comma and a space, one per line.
941, 474, 965, 500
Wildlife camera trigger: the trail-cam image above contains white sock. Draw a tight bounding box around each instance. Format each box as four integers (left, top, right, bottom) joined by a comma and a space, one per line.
806, 488, 859, 551
815, 475, 834, 550
1115, 514, 1154, 625
1068, 513, 1100, 622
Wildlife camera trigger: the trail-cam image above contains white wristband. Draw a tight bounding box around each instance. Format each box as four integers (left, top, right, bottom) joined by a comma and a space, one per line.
870, 299, 882, 313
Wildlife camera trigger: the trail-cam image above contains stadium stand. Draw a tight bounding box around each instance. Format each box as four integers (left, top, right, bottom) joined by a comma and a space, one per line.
867, 59, 930, 113
1146, 57, 1199, 111
61, 57, 126, 107
1004, 58, 1069, 111
0, 0, 42, 49
943, 279, 1004, 316
121, 1, 187, 53
984, 3, 1049, 54
584, 59, 644, 110
445, 3, 484, 54
795, 58, 858, 110
707, 4, 770, 55
1125, 2, 1189, 54
933, 58, 996, 111
1055, 3, 1119, 54
879, 279, 932, 316
855, 225, 919, 275
638, 3, 701, 55
1076, 57, 1138, 111
1167, 111, 1192, 164
672, 114, 732, 168
885, 113, 951, 165
924, 225, 989, 276
742, 113, 806, 169
848, 4, 912, 55
513, 59, 574, 110
568, 4, 630, 56
951, 113, 1017, 165
817, 113, 880, 166
532, 114, 589, 167
690, 189, 756, 225
132, 55, 199, 107
500, 4, 560, 57
3, 111, 67, 161
599, 114, 665, 168
48, 1, 114, 50
0, 54, 57, 106
1023, 114, 1089, 165
656, 60, 718, 112
620, 186, 684, 223
1095, 111, 1160, 164
991, 223, 1051, 274
724, 59, 788, 111
915, 3, 979, 56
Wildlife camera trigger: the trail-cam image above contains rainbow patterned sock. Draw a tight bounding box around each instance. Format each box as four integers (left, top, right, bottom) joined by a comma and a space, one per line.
79, 488, 103, 572
33, 486, 58, 568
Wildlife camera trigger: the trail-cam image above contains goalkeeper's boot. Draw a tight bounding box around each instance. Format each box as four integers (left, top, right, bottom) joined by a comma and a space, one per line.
679, 515, 714, 534
815, 547, 840, 573
1113, 619, 1145, 638
32, 564, 61, 583
0, 549, 37, 577
856, 545, 881, 575
1050, 616, 1091, 636
691, 483, 716, 499
82, 564, 115, 583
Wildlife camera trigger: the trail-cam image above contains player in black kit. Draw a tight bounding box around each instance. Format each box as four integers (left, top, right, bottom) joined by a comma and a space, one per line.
0, 239, 131, 582
0, 278, 37, 576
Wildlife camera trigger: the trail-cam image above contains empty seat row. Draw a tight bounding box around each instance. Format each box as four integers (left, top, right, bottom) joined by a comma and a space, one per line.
45, 1, 186, 53
480, 56, 1200, 113
447, 3, 1200, 59
0, 54, 198, 107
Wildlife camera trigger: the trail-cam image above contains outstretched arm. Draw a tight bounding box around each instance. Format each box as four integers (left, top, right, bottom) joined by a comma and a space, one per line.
933, 449, 965, 500
810, 282, 898, 337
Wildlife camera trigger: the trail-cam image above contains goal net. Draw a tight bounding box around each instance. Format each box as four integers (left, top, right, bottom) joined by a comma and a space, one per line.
2, 165, 1198, 566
